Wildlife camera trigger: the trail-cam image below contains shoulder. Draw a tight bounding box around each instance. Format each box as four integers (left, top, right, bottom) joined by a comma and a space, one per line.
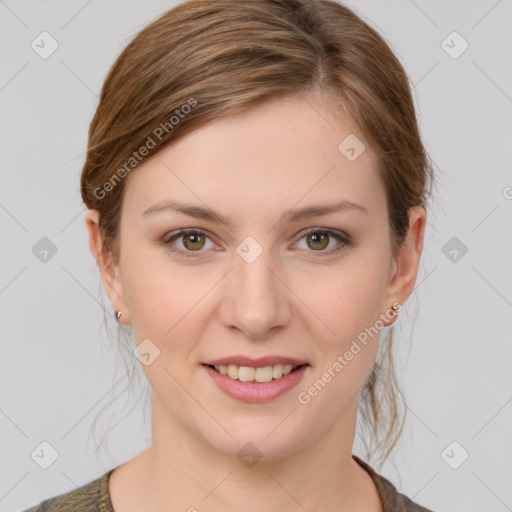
352, 455, 435, 512
21, 468, 116, 512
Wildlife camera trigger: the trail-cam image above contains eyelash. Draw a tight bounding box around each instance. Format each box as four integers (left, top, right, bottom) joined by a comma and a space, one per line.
162, 228, 351, 259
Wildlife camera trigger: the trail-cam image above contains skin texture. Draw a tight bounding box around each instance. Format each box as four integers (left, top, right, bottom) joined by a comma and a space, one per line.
86, 94, 425, 512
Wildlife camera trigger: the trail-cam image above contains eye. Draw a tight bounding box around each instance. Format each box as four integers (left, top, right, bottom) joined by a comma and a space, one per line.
163, 229, 215, 257
293, 228, 350, 257
162, 227, 350, 259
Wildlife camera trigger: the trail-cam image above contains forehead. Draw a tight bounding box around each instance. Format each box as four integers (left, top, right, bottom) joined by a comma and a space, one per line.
122, 95, 386, 222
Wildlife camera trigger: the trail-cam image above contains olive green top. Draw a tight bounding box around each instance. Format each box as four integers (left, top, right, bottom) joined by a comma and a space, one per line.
22, 455, 434, 511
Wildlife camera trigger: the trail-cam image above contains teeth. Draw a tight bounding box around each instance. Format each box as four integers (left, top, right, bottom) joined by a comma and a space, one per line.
272, 364, 283, 378
256, 366, 273, 382
227, 364, 238, 379
212, 363, 299, 382
238, 366, 254, 382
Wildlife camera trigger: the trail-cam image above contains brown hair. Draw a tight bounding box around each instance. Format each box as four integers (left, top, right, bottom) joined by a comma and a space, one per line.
82, 0, 434, 468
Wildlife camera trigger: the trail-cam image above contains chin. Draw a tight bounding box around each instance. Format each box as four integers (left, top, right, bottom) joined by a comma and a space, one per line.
200, 418, 306, 463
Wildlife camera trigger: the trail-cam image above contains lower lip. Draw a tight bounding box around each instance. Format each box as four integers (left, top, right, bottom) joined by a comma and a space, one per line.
202, 364, 308, 403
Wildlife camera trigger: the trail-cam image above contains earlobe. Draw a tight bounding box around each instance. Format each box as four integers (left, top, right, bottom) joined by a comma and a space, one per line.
85, 209, 130, 325
384, 206, 426, 313
384, 301, 402, 327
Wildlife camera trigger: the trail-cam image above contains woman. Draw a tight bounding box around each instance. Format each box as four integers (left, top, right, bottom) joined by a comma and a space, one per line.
24, 0, 435, 510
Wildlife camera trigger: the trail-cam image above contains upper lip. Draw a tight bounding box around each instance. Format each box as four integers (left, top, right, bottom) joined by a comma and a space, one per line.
203, 356, 308, 367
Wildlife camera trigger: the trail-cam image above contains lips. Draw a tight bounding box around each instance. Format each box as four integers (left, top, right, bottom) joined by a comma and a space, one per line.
203, 363, 309, 402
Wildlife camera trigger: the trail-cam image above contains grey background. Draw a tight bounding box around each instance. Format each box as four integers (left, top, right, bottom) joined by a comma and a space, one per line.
1, 1, 511, 511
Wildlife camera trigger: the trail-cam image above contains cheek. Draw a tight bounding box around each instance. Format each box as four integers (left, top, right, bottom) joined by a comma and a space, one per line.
121, 248, 216, 367
294, 263, 388, 415
302, 251, 390, 342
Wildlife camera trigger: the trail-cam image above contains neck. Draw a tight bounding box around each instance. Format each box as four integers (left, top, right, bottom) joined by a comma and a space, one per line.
113, 394, 379, 512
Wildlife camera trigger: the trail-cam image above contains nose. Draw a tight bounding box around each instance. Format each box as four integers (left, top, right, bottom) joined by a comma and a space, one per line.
219, 249, 290, 340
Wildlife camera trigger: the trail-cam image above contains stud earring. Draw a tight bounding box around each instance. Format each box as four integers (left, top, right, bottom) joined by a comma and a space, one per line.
391, 302, 402, 314
386, 302, 402, 327
114, 310, 122, 322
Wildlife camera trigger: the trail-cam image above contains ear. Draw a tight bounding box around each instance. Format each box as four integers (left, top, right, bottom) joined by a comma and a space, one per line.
85, 209, 130, 325
383, 205, 426, 325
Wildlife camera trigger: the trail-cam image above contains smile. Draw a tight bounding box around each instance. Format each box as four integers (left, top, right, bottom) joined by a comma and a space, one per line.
208, 363, 301, 382
202, 363, 309, 403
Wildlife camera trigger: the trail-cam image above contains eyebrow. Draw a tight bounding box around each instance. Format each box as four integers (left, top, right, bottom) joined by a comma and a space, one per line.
142, 199, 368, 228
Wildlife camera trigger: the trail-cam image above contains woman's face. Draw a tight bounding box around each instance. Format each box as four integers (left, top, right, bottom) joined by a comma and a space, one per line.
89, 95, 425, 461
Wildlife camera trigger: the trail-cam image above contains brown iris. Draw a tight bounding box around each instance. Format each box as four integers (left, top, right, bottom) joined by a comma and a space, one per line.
306, 232, 329, 251
182, 232, 206, 251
